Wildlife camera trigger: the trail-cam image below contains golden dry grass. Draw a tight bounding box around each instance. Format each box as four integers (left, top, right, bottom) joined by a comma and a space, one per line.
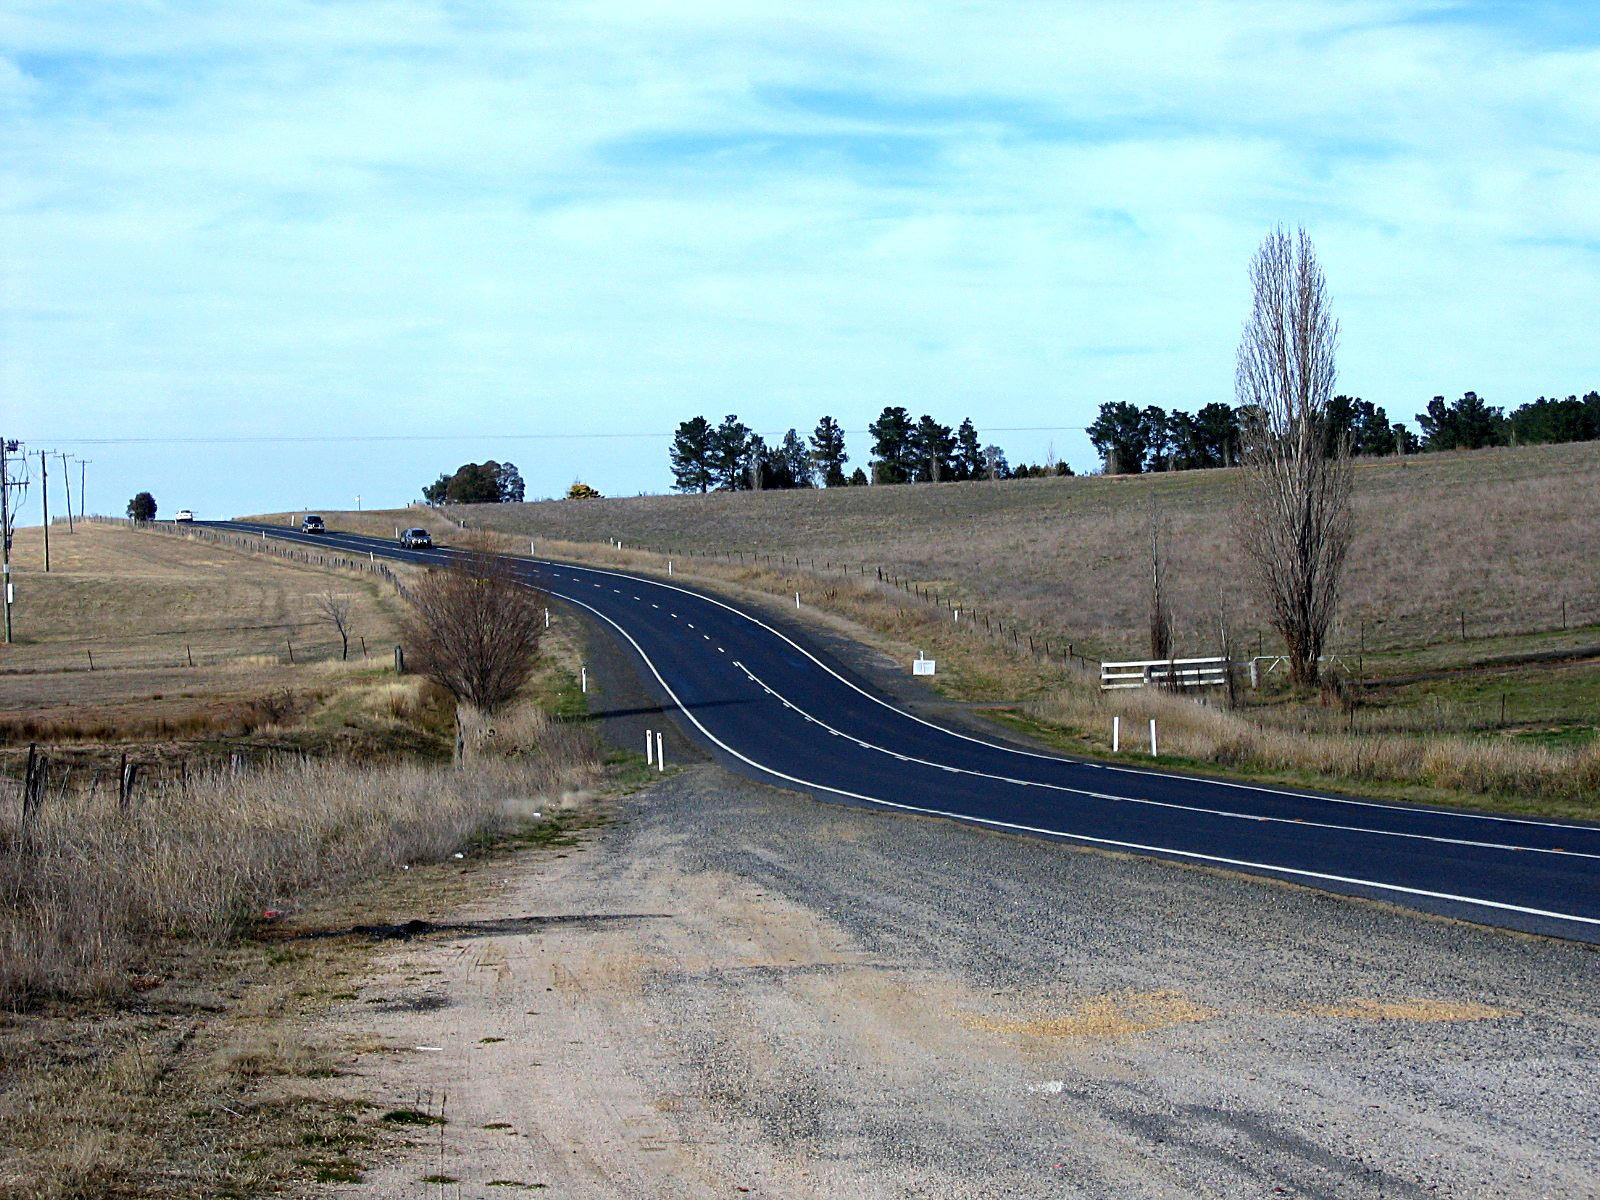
426, 440, 1600, 660
0, 521, 418, 759
0, 698, 602, 1005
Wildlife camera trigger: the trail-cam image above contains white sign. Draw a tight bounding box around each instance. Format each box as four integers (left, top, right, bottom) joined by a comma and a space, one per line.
913, 659, 935, 676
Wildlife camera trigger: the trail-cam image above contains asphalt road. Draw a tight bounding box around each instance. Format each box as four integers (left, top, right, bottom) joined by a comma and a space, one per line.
214, 519, 1600, 943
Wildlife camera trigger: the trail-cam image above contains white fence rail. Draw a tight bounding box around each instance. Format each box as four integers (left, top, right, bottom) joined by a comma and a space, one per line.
1101, 657, 1231, 691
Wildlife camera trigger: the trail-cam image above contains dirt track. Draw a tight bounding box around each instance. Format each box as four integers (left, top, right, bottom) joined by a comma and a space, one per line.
320, 767, 1599, 1198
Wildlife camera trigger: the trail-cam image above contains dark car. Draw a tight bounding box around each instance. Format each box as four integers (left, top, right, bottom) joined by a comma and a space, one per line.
301, 514, 326, 534
400, 527, 432, 549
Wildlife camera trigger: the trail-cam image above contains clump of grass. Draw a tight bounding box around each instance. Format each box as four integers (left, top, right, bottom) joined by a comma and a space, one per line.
1032, 684, 1600, 818
382, 1108, 446, 1127
0, 714, 603, 1005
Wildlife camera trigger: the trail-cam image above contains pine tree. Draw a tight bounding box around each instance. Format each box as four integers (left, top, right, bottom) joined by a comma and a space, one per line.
670, 416, 715, 492
868, 406, 915, 483
809, 416, 849, 486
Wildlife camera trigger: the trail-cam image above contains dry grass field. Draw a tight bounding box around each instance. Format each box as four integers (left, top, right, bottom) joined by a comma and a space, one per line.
266, 441, 1600, 816
0, 522, 621, 1195
0, 521, 408, 749
440, 439, 1600, 661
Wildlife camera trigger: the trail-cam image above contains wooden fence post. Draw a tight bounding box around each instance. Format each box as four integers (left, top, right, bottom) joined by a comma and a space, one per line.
22, 744, 46, 830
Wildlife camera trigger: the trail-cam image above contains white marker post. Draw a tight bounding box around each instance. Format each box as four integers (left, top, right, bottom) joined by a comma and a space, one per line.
1149, 719, 1158, 756
668, 559, 674, 576
795, 592, 801, 609
646, 730, 654, 766
580, 666, 587, 694
1113, 716, 1121, 753
544, 607, 550, 629
655, 730, 665, 772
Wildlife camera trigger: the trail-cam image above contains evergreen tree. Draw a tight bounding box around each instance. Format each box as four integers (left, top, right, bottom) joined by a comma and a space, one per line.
778, 429, 813, 487
495, 462, 525, 502
420, 461, 524, 504
1141, 406, 1173, 471
953, 418, 983, 480
710, 414, 756, 490
1086, 401, 1149, 475
670, 416, 715, 492
809, 415, 849, 487
910, 414, 956, 482
1417, 392, 1505, 450
868, 406, 916, 483
126, 491, 157, 522
847, 467, 869, 486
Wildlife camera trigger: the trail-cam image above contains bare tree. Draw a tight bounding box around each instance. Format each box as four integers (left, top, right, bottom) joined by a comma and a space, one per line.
1234, 226, 1354, 687
400, 544, 544, 712
1147, 496, 1173, 665
315, 591, 354, 661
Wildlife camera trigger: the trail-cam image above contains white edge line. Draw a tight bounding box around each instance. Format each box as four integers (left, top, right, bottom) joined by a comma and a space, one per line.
554, 589, 1600, 932
225, 526, 1600, 840
520, 554, 1600, 835
727, 664, 1598, 861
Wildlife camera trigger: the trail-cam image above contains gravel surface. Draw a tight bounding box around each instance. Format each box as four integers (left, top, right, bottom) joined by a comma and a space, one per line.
335, 766, 1598, 1198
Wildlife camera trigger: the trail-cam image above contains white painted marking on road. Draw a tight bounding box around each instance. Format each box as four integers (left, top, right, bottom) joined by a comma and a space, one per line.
725, 662, 1599, 862
221, 529, 1600, 925
547, 588, 1600, 933
525, 555, 1598, 836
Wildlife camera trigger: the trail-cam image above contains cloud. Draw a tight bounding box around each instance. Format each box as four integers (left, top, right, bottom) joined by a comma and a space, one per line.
1, 1, 1597, 514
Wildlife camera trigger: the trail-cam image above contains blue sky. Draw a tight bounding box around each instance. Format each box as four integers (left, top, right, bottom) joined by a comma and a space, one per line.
2, 1, 1597, 517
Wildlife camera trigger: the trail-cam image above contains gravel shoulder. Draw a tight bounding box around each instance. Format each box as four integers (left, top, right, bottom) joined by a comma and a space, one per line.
323, 765, 1598, 1198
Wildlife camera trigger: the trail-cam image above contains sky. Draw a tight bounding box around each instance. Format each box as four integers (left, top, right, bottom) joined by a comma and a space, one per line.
2, 1, 1597, 518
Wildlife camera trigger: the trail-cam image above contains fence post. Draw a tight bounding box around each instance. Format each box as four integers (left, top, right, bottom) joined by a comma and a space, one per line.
394, 644, 405, 674
22, 745, 45, 830
119, 756, 140, 810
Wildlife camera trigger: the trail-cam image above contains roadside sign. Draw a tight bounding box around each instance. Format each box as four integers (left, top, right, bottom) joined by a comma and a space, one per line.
913, 659, 935, 676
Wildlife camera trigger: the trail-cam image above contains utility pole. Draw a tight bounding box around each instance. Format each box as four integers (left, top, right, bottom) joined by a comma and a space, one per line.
78, 459, 90, 518
1, 439, 17, 643
38, 450, 50, 572
58, 452, 74, 533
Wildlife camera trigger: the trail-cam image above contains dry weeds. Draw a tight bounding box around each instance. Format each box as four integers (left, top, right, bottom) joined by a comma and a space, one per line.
0, 699, 602, 1005
433, 440, 1600, 660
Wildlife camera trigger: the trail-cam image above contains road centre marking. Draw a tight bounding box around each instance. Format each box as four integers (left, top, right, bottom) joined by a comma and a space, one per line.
549, 588, 1600, 934
526, 556, 1599, 836
226, 532, 1600, 896
723, 656, 1598, 862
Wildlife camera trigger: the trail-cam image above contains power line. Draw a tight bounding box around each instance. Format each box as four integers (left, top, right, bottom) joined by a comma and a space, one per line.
20, 425, 1092, 448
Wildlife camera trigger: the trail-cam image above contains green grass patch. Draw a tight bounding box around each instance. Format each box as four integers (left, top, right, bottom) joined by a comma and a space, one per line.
381, 1108, 445, 1126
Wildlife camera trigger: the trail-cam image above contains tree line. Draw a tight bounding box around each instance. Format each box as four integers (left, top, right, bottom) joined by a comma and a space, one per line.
1089, 389, 1600, 475
422, 460, 525, 505
669, 409, 1071, 492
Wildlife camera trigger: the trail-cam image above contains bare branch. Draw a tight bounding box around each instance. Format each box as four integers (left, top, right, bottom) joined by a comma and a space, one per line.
399, 546, 545, 713
1233, 226, 1354, 688
315, 591, 354, 661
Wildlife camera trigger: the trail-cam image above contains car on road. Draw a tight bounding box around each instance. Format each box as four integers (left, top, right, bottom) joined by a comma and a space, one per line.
173, 509, 194, 522
301, 514, 326, 534
400, 527, 433, 549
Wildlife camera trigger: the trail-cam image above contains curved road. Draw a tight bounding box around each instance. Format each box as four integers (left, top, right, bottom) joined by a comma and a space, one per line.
216, 519, 1600, 943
